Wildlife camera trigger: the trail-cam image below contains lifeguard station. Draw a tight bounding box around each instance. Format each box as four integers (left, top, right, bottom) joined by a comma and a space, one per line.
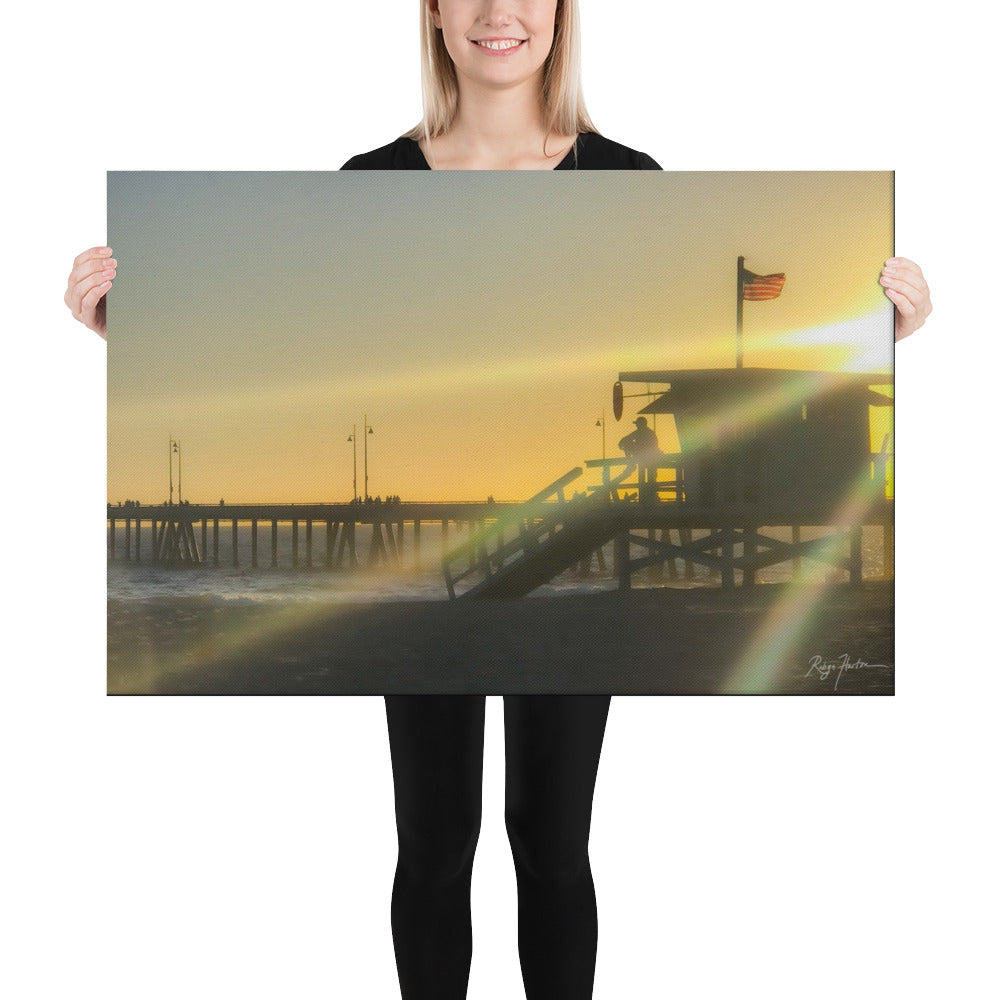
443, 260, 894, 598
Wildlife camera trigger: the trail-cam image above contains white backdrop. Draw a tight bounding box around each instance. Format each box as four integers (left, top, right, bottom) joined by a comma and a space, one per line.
4, 2, 996, 997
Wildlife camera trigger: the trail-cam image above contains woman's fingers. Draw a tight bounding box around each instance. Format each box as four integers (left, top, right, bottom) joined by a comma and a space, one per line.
72, 245, 113, 269
67, 262, 117, 308
69, 246, 115, 290
881, 272, 922, 305
79, 279, 110, 338
66, 269, 113, 315
66, 246, 114, 337
72, 254, 117, 284
881, 257, 932, 342
883, 285, 915, 328
66, 270, 113, 337
67, 248, 116, 292
883, 257, 929, 298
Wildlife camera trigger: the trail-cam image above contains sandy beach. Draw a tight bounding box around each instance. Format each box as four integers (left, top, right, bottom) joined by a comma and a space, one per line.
108, 580, 893, 695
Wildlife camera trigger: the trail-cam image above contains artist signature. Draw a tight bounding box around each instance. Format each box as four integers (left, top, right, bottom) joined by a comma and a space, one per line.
805, 653, 889, 690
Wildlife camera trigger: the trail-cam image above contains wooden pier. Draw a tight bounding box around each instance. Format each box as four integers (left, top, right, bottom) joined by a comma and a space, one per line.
107, 501, 512, 571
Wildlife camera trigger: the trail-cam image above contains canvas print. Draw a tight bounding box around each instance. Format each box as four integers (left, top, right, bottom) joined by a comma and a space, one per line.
107, 172, 893, 695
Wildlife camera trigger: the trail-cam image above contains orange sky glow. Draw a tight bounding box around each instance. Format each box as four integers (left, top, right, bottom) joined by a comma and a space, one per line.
108, 171, 893, 503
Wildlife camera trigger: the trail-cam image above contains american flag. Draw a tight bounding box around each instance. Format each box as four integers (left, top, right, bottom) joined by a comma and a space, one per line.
740, 267, 785, 301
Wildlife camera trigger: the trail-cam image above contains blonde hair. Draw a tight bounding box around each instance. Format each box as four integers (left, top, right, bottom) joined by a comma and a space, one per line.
403, 0, 599, 147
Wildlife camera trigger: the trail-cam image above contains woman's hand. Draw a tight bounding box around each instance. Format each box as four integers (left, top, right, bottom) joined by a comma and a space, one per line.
881, 257, 931, 342
65, 246, 116, 339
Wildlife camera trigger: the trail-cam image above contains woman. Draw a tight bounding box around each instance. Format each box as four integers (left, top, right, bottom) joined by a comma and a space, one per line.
66, 3, 931, 998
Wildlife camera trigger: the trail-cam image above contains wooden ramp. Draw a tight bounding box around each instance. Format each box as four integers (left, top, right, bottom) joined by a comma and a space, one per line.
443, 466, 635, 600
455, 506, 620, 599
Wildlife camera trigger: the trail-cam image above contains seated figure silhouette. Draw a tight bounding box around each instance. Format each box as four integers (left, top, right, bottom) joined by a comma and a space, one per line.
618, 416, 661, 500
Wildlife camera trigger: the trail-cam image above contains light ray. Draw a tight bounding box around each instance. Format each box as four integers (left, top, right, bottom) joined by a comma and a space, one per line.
720, 465, 891, 694
108, 569, 427, 694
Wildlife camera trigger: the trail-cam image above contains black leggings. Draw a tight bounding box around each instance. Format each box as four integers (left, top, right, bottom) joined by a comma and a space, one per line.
385, 694, 612, 1000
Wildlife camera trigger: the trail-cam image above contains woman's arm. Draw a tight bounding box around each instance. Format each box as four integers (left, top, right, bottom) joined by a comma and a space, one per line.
882, 257, 932, 342
65, 246, 116, 339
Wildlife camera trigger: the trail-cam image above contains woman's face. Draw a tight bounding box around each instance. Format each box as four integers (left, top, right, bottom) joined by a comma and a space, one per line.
428, 0, 560, 93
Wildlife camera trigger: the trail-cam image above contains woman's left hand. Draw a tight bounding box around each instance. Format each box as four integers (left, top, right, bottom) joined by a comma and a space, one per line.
881, 257, 932, 342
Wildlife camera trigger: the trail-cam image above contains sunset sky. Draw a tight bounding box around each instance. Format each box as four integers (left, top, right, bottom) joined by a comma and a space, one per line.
107, 171, 893, 503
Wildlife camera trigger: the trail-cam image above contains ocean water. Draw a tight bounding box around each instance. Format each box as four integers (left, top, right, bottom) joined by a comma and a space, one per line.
107, 522, 890, 606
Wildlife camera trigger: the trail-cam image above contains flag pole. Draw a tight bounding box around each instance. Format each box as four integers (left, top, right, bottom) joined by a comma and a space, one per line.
736, 255, 745, 370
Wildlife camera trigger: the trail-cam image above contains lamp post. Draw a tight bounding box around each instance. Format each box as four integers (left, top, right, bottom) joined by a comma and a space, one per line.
364, 415, 374, 501
169, 436, 181, 504
347, 425, 358, 501
174, 441, 183, 504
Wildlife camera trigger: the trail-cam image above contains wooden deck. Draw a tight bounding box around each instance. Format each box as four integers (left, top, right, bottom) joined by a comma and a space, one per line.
443, 457, 892, 598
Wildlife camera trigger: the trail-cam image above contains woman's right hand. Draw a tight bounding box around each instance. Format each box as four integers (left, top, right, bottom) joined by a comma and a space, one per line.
65, 246, 116, 339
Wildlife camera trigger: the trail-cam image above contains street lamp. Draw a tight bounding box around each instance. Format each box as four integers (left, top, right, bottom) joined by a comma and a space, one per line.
168, 435, 182, 505
347, 425, 358, 501
364, 415, 374, 501
173, 439, 182, 504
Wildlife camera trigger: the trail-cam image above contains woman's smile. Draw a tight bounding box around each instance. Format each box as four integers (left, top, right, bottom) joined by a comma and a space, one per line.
431, 0, 559, 89
470, 37, 528, 55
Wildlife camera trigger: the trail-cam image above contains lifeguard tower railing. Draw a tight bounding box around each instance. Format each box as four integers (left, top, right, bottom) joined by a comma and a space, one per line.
441, 447, 892, 600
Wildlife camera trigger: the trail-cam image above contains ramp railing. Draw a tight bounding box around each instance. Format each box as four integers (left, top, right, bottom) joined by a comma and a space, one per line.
442, 468, 589, 599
